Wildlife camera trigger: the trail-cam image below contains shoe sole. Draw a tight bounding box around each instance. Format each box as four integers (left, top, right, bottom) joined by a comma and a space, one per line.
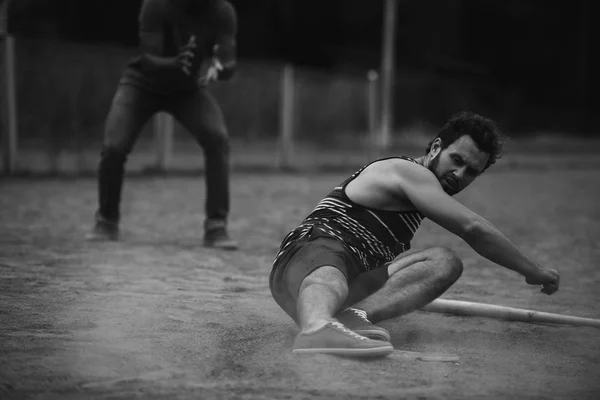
353, 329, 391, 342
292, 345, 393, 358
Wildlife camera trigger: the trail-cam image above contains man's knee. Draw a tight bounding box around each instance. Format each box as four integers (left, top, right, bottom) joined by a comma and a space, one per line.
100, 146, 128, 167
298, 266, 348, 298
202, 130, 230, 153
428, 247, 463, 284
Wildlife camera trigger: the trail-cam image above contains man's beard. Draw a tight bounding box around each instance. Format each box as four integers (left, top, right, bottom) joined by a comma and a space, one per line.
429, 155, 439, 174
429, 156, 458, 195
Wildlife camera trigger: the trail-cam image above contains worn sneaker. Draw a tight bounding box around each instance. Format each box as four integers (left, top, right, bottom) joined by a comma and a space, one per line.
203, 226, 238, 250
292, 321, 393, 358
86, 214, 119, 241
335, 308, 391, 342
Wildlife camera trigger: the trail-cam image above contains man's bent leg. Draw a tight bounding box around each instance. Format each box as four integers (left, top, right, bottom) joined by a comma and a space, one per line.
168, 89, 235, 249
296, 266, 348, 332
269, 233, 393, 357
88, 84, 160, 240
346, 247, 463, 326
292, 265, 393, 357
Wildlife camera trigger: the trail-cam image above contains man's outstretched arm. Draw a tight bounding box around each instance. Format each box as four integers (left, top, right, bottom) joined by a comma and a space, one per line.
388, 160, 560, 295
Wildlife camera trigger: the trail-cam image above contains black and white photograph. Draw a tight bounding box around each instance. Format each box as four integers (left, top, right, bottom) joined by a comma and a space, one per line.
1, 0, 599, 398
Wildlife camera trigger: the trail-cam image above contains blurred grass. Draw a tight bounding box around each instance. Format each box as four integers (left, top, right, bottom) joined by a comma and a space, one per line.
4, 37, 600, 176
10, 37, 594, 150
3, 133, 600, 177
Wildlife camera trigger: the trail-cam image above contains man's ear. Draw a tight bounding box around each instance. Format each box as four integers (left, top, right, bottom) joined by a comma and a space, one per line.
430, 138, 442, 159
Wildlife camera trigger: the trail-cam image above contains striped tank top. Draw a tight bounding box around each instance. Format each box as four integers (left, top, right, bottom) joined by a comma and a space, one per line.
273, 156, 425, 273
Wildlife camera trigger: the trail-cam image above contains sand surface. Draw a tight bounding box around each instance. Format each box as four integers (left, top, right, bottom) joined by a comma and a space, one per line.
1, 168, 599, 399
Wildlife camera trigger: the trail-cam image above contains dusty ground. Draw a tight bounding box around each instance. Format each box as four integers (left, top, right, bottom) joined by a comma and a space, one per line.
1, 162, 600, 399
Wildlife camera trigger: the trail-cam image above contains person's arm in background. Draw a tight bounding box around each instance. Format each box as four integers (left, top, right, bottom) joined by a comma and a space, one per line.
138, 0, 195, 76
212, 0, 238, 81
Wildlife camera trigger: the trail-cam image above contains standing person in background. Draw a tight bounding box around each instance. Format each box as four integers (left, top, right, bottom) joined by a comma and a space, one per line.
86, 0, 238, 250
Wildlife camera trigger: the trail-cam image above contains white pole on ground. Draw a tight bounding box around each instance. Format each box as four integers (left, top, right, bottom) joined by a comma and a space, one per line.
367, 70, 379, 156
421, 299, 600, 329
0, 0, 18, 175
153, 112, 174, 171
379, 0, 398, 150
277, 63, 295, 169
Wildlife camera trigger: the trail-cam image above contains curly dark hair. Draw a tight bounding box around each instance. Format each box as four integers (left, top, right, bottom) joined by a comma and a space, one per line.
425, 111, 507, 171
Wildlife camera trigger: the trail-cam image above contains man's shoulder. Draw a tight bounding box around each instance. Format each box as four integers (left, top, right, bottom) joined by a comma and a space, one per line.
214, 0, 236, 11
140, 0, 169, 19
362, 156, 436, 189
143, 0, 170, 11
364, 156, 423, 174
212, 0, 236, 19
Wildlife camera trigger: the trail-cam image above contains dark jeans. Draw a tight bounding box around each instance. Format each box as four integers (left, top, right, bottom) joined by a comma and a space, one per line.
97, 83, 230, 224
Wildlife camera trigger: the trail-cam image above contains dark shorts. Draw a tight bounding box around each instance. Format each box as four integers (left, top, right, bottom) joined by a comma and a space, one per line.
269, 227, 365, 323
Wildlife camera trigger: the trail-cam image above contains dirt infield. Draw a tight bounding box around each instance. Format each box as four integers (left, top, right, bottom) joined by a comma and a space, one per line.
1, 166, 599, 399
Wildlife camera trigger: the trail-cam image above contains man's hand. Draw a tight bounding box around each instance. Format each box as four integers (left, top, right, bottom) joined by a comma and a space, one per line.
207, 58, 224, 81
525, 267, 560, 295
197, 57, 224, 85
177, 35, 197, 76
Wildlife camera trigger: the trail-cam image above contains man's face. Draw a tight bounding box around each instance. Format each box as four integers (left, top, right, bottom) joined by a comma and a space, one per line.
428, 135, 490, 195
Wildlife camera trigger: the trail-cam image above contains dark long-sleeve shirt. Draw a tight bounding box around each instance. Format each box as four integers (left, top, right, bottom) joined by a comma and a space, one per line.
121, 0, 237, 93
